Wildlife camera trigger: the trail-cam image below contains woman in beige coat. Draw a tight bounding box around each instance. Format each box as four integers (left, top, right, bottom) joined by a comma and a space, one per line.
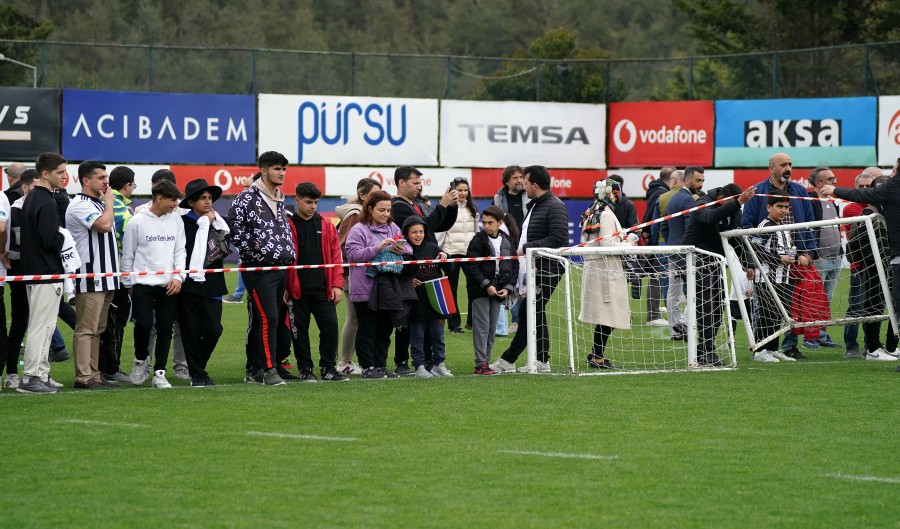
579, 179, 635, 369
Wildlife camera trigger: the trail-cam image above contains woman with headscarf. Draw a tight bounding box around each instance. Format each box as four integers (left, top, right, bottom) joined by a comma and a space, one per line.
578, 179, 635, 369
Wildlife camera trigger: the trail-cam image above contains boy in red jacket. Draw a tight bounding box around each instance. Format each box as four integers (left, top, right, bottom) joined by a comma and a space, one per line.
285, 183, 347, 382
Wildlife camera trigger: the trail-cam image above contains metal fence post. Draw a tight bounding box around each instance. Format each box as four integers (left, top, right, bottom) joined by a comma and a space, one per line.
444, 56, 452, 98
605, 61, 611, 103
39, 41, 46, 87
771, 51, 778, 98
250, 48, 258, 94
863, 44, 870, 95
147, 45, 153, 91
534, 61, 541, 101
350, 52, 356, 96
688, 56, 694, 100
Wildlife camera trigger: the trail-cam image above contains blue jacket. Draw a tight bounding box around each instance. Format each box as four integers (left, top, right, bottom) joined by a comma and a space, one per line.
665, 187, 696, 246
741, 179, 816, 255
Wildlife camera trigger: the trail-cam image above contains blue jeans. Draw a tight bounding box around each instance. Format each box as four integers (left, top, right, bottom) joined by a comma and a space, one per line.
511, 299, 522, 324
233, 268, 246, 299
50, 326, 65, 351
410, 320, 446, 368
843, 268, 864, 351
815, 258, 842, 301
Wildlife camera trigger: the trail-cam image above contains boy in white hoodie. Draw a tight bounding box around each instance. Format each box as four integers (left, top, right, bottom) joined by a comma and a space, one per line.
121, 180, 186, 388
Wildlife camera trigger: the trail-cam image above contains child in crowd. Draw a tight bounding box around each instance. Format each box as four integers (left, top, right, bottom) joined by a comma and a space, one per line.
403, 217, 453, 378
121, 180, 186, 388
750, 190, 797, 362
464, 206, 519, 375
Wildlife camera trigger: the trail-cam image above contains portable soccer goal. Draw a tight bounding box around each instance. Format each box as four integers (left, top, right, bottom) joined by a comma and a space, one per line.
522, 245, 736, 375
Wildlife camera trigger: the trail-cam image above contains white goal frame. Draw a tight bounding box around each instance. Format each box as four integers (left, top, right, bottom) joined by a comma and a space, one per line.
720, 214, 898, 352
523, 245, 736, 374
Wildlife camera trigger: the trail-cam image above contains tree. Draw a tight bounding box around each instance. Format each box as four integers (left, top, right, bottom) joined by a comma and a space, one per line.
0, 4, 52, 87
473, 27, 626, 103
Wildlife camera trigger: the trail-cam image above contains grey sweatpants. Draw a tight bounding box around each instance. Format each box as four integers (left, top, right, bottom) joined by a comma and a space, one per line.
471, 296, 501, 366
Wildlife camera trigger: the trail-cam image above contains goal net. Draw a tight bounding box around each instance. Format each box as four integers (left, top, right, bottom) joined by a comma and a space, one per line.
720, 214, 897, 355
523, 245, 736, 374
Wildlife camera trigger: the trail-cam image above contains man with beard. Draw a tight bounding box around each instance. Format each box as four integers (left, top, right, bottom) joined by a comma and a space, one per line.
741, 152, 816, 360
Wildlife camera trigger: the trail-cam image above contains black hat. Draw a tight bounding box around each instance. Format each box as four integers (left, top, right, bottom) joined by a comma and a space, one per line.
179, 178, 222, 209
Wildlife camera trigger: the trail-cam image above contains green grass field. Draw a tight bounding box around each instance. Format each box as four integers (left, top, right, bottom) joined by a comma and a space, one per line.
2, 272, 899, 529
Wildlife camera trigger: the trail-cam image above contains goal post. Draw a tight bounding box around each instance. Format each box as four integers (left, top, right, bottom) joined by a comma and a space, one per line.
523, 245, 736, 375
720, 214, 897, 355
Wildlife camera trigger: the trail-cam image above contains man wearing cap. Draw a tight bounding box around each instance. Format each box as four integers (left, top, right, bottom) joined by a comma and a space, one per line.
178, 179, 230, 387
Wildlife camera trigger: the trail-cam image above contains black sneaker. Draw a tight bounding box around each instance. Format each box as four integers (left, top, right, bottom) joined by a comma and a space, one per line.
277, 367, 300, 380
298, 368, 318, 383
382, 367, 400, 379
16, 376, 59, 394
321, 367, 349, 382
362, 367, 386, 379
49, 347, 70, 362
246, 368, 265, 384
190, 377, 207, 388
204, 375, 216, 386
586, 355, 616, 369
394, 362, 414, 375
697, 353, 724, 367
783, 346, 806, 360
671, 334, 688, 342
263, 367, 286, 386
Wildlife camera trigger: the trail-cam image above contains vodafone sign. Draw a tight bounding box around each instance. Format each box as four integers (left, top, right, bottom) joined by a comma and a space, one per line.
608, 101, 714, 167
878, 96, 900, 165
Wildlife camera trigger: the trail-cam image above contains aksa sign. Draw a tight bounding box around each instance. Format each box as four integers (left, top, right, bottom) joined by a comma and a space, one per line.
715, 97, 876, 167
440, 100, 606, 169
258, 94, 439, 166
877, 95, 900, 166
0, 88, 60, 161
608, 101, 713, 167
62, 90, 256, 164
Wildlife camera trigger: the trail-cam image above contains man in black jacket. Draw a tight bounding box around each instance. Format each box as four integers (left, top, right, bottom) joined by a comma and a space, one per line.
821, 159, 900, 370
18, 153, 68, 394
389, 166, 458, 374
490, 165, 569, 374
682, 183, 755, 367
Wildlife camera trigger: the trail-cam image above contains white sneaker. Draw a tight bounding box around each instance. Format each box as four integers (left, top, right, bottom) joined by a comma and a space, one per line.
131, 358, 150, 385
4, 374, 19, 389
152, 370, 172, 388
884, 349, 900, 358
337, 361, 364, 376
865, 349, 899, 362
431, 363, 454, 377
415, 365, 433, 378
752, 350, 780, 362
768, 350, 797, 362
660, 306, 668, 314
647, 318, 669, 327
43, 376, 64, 388
517, 361, 551, 373
173, 365, 190, 380
489, 359, 517, 373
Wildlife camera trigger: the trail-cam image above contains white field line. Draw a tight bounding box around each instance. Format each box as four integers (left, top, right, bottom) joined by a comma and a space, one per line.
246, 431, 357, 442
498, 449, 619, 461
56, 418, 146, 428
825, 473, 900, 484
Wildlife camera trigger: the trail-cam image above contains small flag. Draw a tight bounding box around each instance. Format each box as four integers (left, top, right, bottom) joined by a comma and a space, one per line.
424, 277, 457, 316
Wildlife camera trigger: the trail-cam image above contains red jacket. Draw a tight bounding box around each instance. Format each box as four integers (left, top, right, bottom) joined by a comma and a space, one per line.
791, 265, 831, 340
286, 214, 344, 300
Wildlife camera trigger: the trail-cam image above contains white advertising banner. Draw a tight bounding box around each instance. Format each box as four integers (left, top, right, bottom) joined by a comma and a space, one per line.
440, 100, 606, 169
258, 94, 439, 166
325, 166, 472, 199
608, 168, 735, 199
878, 95, 900, 166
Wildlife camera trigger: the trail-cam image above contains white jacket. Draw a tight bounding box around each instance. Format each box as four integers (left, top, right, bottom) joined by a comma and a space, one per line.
120, 207, 186, 287
440, 205, 477, 256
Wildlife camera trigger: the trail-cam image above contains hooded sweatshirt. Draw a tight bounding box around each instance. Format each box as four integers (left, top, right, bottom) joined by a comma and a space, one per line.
225, 178, 295, 266
120, 206, 187, 287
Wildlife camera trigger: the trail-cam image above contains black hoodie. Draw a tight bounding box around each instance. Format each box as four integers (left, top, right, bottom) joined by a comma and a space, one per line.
402, 217, 451, 322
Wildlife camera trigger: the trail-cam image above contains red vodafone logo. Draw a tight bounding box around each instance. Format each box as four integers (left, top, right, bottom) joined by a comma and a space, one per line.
613, 119, 637, 152
889, 110, 900, 145
642, 172, 655, 192
608, 101, 714, 167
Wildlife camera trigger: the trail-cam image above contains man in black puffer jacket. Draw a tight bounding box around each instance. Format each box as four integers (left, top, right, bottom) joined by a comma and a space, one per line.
490, 165, 569, 374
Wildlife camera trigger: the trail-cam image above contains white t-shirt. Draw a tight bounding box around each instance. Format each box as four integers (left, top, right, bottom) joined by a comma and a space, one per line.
488, 233, 502, 274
